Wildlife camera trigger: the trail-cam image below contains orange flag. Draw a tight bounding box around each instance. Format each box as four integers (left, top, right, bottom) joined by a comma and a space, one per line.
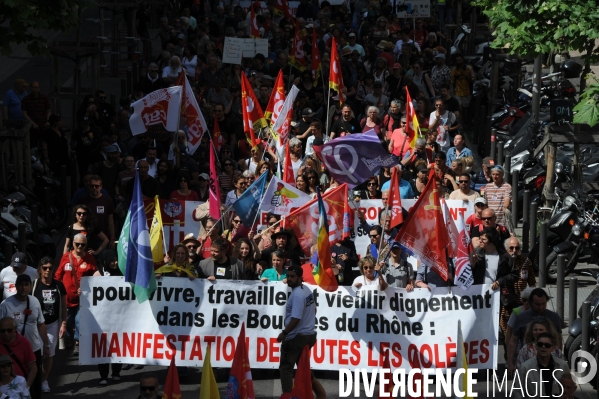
328, 37, 345, 104
311, 27, 321, 82
283, 143, 295, 186
290, 20, 306, 71
241, 72, 267, 148
264, 70, 285, 123
387, 167, 404, 228
279, 346, 312, 399
162, 357, 180, 399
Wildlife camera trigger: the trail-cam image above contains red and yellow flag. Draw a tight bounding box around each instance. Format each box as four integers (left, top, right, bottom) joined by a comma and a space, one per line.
290, 20, 306, 71
405, 87, 421, 149
273, 0, 293, 20
328, 37, 345, 104
387, 167, 404, 228
311, 27, 321, 83
241, 71, 267, 147
264, 70, 285, 123
227, 323, 255, 399
162, 357, 180, 399
312, 189, 338, 292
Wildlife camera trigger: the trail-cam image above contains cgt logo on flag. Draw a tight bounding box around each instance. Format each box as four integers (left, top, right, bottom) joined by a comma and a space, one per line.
571, 350, 598, 384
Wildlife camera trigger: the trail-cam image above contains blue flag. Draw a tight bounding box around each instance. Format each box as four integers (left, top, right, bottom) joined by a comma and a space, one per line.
233, 171, 268, 227
117, 172, 157, 303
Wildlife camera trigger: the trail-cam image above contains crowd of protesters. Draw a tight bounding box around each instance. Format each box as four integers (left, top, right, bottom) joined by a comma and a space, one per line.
0, 0, 582, 397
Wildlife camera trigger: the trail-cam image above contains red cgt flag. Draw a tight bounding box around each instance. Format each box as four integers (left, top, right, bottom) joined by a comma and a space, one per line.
311, 27, 321, 82
274, 0, 293, 21
227, 323, 255, 399
250, 1, 260, 38
394, 170, 450, 281
328, 37, 345, 104
176, 72, 209, 155
286, 184, 349, 256
212, 115, 224, 152
265, 70, 285, 123
241, 72, 267, 148
387, 167, 404, 228
279, 345, 312, 399
290, 20, 306, 71
162, 357, 180, 399
283, 143, 295, 186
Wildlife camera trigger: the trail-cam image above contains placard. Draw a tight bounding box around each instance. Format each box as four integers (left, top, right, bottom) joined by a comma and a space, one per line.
222, 37, 244, 64
396, 0, 431, 19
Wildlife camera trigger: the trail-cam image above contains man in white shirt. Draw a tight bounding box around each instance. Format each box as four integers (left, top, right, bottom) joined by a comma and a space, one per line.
0, 252, 37, 299
393, 31, 422, 58
305, 121, 329, 156
449, 173, 479, 201
428, 98, 458, 152
346, 33, 365, 60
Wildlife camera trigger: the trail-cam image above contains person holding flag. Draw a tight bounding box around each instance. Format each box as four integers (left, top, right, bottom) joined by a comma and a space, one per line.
276, 264, 326, 399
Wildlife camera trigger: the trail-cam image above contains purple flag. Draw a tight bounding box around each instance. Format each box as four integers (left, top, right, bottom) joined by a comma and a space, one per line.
313, 130, 398, 189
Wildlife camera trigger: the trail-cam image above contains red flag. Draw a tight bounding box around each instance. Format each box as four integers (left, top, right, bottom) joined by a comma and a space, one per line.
227, 323, 255, 399
209, 144, 221, 220
250, 2, 260, 38
162, 357, 180, 399
274, 0, 293, 20
387, 167, 404, 228
405, 86, 420, 150
264, 70, 285, 123
441, 198, 460, 259
129, 86, 182, 135
176, 72, 209, 155
279, 346, 312, 399
311, 28, 321, 82
290, 20, 306, 71
328, 37, 345, 104
394, 171, 450, 280
241, 72, 267, 148
379, 350, 393, 399
212, 115, 223, 152
286, 184, 349, 256
283, 144, 295, 186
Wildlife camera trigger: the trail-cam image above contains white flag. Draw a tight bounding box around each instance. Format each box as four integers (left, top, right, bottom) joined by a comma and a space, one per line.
271, 85, 299, 147
129, 86, 182, 135
180, 75, 209, 155
260, 176, 311, 215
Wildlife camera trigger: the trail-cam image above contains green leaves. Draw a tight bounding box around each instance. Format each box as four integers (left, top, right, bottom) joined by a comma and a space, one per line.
574, 79, 599, 127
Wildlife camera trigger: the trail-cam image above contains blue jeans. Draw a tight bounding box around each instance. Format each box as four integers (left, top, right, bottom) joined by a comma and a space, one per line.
67, 306, 80, 341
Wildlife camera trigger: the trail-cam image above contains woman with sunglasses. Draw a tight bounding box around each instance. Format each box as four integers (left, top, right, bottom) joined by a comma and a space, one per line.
222, 213, 242, 242
232, 237, 261, 280
302, 172, 319, 199
352, 255, 387, 291
32, 257, 66, 393
238, 144, 264, 174
225, 175, 247, 207
170, 172, 199, 202
0, 354, 30, 399
361, 177, 381, 200
219, 156, 241, 201
55, 233, 97, 358
63, 205, 109, 256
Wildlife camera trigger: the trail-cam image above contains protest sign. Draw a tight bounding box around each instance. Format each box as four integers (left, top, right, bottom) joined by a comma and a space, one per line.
222, 37, 244, 64
396, 0, 431, 18
81, 278, 499, 370
353, 199, 474, 257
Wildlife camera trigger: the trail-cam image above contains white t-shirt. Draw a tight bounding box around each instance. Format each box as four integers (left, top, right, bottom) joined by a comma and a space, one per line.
0, 266, 38, 300
182, 55, 198, 77
305, 135, 330, 156
484, 253, 500, 285
352, 274, 386, 290
0, 295, 45, 352
428, 110, 457, 151
284, 285, 316, 340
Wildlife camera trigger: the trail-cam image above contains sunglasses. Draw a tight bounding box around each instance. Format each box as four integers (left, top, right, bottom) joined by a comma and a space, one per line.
224, 163, 233, 166
401, 122, 407, 125
367, 183, 377, 186
363, 266, 374, 270
74, 242, 86, 247
76, 212, 88, 216
141, 386, 156, 392
369, 234, 380, 238
475, 203, 486, 207
41, 266, 53, 271
536, 342, 552, 349
458, 180, 470, 183
481, 216, 494, 221
508, 246, 520, 251
90, 184, 101, 188
0, 329, 13, 333
233, 219, 241, 223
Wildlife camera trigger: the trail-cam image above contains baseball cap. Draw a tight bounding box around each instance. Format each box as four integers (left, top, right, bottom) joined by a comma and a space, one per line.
199, 173, 210, 180
482, 157, 495, 167
474, 197, 488, 206
105, 145, 119, 153
0, 354, 12, 365
348, 33, 356, 38
435, 53, 446, 59
15, 274, 32, 286
11, 253, 26, 269
393, 63, 401, 69
302, 108, 315, 117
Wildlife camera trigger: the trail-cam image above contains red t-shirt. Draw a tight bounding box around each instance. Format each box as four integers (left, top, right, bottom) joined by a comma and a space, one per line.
0, 333, 36, 377
466, 214, 483, 235
55, 251, 97, 307
169, 190, 199, 202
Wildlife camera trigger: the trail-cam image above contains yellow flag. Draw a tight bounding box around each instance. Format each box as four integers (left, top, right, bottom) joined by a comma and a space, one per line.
149, 196, 164, 264
200, 346, 220, 398
456, 320, 473, 399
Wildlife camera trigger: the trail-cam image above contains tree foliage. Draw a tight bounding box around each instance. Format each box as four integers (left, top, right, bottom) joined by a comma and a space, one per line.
476, 0, 599, 126
0, 0, 84, 56
574, 78, 599, 127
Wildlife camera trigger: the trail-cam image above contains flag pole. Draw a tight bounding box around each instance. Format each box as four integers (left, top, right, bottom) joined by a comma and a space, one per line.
249, 176, 271, 232
205, 204, 235, 237
325, 87, 331, 138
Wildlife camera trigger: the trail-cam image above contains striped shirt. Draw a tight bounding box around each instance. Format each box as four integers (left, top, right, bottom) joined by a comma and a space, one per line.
483, 182, 512, 226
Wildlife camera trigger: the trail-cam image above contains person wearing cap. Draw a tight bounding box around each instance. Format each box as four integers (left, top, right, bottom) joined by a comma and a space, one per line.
430, 53, 451, 96
483, 165, 512, 227
467, 197, 488, 233
346, 33, 365, 60
3, 79, 28, 121
0, 274, 49, 399
0, 253, 37, 300
0, 316, 37, 388
449, 173, 479, 201
0, 351, 31, 398
295, 108, 316, 148
259, 228, 302, 270
277, 264, 326, 399
32, 257, 67, 392
54, 233, 97, 357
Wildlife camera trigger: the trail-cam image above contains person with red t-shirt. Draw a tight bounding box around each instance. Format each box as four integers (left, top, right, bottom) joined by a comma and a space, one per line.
54, 233, 97, 356
408, 19, 429, 48
467, 197, 488, 234
0, 317, 37, 387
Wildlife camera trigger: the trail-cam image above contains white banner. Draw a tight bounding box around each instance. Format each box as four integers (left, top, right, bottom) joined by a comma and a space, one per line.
353, 199, 474, 257
396, 0, 431, 19
80, 278, 499, 370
